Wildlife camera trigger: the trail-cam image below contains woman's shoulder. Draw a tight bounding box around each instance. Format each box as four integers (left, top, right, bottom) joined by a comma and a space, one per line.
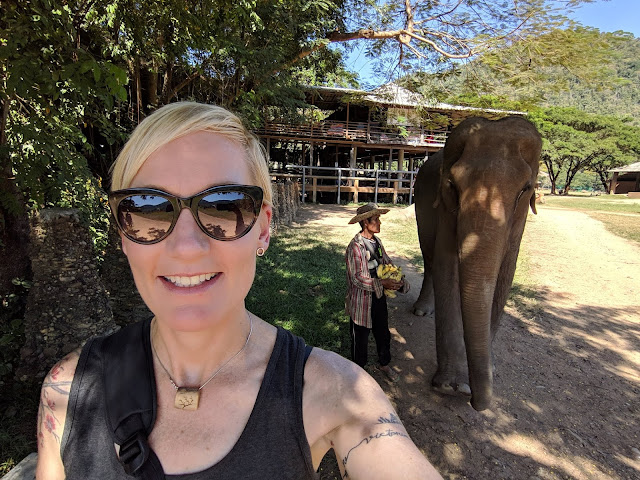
36, 348, 82, 479
42, 348, 83, 396
303, 348, 386, 422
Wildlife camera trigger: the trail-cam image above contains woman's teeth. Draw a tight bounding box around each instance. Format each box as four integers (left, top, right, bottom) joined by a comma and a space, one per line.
164, 273, 217, 287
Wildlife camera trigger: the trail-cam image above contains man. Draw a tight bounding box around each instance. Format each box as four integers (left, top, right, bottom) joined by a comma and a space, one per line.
345, 203, 408, 381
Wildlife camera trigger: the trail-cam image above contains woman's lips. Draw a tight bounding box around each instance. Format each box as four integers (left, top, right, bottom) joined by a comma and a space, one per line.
160, 272, 220, 292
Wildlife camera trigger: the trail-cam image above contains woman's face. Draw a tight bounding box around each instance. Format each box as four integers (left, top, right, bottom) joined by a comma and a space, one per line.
121, 131, 271, 332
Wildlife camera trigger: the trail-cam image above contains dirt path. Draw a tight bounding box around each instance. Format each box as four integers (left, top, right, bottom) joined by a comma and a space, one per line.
300, 204, 640, 480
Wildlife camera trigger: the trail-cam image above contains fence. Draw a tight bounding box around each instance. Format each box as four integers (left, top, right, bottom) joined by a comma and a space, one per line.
258, 119, 448, 147
271, 166, 419, 205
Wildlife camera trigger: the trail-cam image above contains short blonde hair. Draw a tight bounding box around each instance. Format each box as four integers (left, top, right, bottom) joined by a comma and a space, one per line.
110, 102, 272, 205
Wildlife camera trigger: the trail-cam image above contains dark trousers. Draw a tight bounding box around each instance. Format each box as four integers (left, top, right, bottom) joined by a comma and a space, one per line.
350, 294, 391, 368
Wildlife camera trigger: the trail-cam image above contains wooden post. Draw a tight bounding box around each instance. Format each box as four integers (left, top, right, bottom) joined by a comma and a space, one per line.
398, 149, 405, 171
349, 146, 357, 186
312, 176, 318, 203
393, 180, 398, 204
354, 179, 359, 203
346, 102, 350, 137
337, 168, 342, 204
374, 170, 379, 204
309, 141, 314, 166
265, 137, 271, 164
301, 166, 306, 203
409, 171, 415, 204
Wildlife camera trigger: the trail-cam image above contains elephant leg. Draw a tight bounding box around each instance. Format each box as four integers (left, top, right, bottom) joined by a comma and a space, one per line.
412, 265, 434, 316
430, 249, 470, 396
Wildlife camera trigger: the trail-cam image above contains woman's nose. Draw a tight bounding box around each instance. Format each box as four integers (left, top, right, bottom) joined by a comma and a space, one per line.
165, 209, 211, 255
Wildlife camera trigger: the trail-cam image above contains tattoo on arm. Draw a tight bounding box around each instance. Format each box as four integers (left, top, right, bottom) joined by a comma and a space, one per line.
377, 412, 401, 425
37, 353, 77, 446
341, 428, 409, 479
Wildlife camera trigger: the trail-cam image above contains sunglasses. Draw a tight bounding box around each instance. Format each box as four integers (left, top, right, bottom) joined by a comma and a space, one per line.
109, 184, 263, 244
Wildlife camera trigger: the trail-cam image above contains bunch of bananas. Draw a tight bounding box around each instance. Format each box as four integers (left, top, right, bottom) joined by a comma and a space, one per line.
376, 264, 403, 298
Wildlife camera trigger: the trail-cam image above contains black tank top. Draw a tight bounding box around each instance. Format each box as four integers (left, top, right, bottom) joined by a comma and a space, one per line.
60, 323, 316, 479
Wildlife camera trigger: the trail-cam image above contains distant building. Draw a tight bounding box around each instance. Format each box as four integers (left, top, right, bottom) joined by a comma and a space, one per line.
608, 161, 640, 195
255, 83, 524, 203
255, 83, 524, 172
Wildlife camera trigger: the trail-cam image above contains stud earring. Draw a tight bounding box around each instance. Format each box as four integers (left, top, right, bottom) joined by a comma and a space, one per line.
256, 247, 265, 257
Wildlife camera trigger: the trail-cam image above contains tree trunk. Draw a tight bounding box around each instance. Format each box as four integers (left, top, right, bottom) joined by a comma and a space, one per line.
147, 64, 158, 108
0, 96, 31, 296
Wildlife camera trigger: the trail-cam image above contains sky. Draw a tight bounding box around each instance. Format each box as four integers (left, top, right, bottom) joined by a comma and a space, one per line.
344, 0, 640, 88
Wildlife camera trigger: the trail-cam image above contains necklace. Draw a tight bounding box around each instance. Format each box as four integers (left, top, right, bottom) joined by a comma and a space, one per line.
151, 312, 253, 411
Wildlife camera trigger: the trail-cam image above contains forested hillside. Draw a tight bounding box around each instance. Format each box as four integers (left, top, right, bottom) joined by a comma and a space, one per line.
430, 31, 640, 124
542, 34, 640, 123
399, 30, 640, 194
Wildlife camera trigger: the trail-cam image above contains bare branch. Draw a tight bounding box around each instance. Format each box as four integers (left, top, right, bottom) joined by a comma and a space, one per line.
402, 30, 475, 58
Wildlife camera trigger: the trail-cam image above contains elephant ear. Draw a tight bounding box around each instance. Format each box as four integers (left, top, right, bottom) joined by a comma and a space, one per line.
434, 119, 479, 210
432, 158, 444, 209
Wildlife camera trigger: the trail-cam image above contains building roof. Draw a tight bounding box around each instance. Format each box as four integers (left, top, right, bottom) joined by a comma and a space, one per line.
305, 84, 526, 116
609, 161, 640, 173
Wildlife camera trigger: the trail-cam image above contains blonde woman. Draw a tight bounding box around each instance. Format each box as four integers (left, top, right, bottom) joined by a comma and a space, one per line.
36, 102, 441, 480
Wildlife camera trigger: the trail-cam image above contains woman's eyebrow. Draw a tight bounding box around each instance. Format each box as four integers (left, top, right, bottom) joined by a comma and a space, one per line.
129, 182, 241, 193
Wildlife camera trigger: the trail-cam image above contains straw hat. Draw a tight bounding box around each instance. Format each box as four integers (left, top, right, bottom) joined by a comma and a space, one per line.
348, 203, 390, 224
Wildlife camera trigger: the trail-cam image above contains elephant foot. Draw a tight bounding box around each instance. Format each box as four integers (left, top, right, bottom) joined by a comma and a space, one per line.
432, 381, 471, 397
431, 372, 471, 397
412, 303, 434, 317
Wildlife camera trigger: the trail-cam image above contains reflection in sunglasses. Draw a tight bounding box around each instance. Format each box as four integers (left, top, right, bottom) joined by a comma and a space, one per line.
110, 185, 263, 244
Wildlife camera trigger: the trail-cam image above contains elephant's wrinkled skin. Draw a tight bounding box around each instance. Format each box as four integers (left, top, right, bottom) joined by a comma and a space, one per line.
413, 116, 542, 411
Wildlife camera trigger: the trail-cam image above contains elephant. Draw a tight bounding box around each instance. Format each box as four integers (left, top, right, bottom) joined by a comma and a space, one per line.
412, 116, 542, 411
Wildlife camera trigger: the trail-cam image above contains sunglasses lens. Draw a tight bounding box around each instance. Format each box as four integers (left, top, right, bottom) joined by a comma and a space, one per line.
198, 191, 258, 240
117, 195, 174, 243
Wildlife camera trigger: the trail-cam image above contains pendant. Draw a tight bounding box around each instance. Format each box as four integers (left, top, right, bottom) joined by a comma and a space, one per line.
174, 387, 200, 410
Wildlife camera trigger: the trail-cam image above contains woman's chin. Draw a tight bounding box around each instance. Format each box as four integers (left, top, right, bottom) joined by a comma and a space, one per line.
154, 307, 226, 332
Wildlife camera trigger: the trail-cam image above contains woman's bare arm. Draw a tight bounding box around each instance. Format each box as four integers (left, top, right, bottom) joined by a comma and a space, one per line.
35, 350, 80, 480
304, 349, 442, 480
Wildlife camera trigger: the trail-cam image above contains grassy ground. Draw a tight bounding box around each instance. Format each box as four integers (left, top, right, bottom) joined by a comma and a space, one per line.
539, 194, 640, 244
247, 203, 423, 358
247, 225, 352, 356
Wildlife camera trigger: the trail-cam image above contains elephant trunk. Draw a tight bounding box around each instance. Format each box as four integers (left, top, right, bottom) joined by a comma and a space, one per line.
457, 220, 508, 411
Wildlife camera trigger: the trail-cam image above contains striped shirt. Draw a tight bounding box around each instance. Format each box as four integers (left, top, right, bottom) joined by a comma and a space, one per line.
345, 233, 391, 328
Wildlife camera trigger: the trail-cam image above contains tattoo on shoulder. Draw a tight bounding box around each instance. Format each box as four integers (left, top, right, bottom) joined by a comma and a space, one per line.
341, 428, 408, 478
37, 351, 79, 446
377, 412, 401, 425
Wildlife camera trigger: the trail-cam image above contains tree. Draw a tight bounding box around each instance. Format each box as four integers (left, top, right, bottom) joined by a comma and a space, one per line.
529, 107, 640, 194
0, 0, 128, 293
543, 34, 640, 124
307, 1, 600, 71
0, 0, 619, 290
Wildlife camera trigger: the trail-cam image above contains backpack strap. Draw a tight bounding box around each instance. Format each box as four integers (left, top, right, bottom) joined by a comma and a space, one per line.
101, 318, 165, 478
303, 344, 313, 364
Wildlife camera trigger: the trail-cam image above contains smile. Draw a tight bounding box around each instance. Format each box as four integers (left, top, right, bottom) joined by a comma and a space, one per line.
163, 273, 217, 288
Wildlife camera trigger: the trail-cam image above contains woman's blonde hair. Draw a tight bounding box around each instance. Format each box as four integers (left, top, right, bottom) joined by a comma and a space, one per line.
110, 102, 272, 205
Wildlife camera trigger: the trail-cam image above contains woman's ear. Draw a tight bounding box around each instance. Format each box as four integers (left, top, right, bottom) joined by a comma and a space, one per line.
257, 203, 272, 251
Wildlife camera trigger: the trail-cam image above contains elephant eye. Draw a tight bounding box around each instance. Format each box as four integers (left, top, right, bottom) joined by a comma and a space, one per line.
516, 182, 532, 205
444, 178, 459, 210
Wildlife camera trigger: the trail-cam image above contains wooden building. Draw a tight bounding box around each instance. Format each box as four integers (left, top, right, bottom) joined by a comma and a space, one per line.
255, 83, 524, 203
609, 161, 640, 196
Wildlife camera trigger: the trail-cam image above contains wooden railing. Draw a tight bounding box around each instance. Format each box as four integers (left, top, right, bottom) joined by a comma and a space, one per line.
256, 120, 448, 147
271, 166, 419, 204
